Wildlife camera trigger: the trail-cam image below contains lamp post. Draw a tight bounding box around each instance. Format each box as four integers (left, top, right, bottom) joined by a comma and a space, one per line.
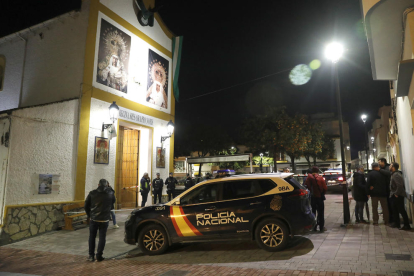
361, 114, 369, 170
161, 120, 175, 143
260, 153, 263, 173
325, 42, 350, 225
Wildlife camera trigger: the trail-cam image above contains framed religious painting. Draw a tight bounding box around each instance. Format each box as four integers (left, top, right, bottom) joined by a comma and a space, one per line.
156, 147, 165, 168
94, 137, 110, 164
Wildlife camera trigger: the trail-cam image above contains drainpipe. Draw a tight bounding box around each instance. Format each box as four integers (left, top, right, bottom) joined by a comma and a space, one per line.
17, 34, 27, 108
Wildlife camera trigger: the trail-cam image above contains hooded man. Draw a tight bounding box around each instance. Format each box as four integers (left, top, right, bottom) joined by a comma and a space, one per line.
85, 179, 115, 262
304, 166, 327, 232
165, 172, 178, 201
152, 172, 164, 204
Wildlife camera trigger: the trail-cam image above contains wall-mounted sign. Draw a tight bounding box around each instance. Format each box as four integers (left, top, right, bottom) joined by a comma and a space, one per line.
37, 174, 60, 195
119, 107, 154, 127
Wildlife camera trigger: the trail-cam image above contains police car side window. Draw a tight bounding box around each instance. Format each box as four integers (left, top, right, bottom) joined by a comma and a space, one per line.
180, 184, 218, 205
222, 180, 276, 201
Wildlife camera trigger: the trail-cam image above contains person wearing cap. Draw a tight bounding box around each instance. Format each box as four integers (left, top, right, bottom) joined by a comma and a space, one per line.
165, 172, 178, 201
140, 173, 151, 207
85, 179, 114, 262
184, 173, 194, 190
152, 172, 164, 204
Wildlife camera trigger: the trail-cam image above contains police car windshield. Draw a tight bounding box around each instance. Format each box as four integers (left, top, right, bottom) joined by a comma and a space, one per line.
284, 177, 305, 190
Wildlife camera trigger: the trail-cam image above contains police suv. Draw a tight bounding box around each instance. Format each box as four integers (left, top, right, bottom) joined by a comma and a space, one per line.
124, 173, 315, 255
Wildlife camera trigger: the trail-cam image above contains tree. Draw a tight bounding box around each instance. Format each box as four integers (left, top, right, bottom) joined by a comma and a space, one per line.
241, 107, 287, 172
316, 135, 335, 163
278, 114, 311, 171
302, 122, 324, 167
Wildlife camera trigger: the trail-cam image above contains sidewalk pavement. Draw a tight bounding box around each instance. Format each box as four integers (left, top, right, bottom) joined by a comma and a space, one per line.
1, 193, 414, 276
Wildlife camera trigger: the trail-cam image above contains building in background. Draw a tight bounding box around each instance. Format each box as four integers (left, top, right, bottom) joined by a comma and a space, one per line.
0, 0, 181, 243
360, 0, 414, 212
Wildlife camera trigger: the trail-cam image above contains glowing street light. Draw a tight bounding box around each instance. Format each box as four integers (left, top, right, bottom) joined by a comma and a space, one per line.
371, 136, 374, 143
326, 41, 349, 225
361, 114, 367, 123
325, 42, 344, 63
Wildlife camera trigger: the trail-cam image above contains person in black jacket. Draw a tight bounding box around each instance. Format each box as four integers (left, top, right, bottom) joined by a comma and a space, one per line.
378, 157, 394, 224
152, 173, 163, 204
85, 179, 114, 262
107, 183, 119, 229
353, 165, 368, 223
165, 172, 178, 201
140, 173, 151, 207
367, 163, 389, 225
184, 173, 194, 191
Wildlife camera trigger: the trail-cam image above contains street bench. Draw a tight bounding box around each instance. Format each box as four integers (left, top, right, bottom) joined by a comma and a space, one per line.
63, 202, 87, 231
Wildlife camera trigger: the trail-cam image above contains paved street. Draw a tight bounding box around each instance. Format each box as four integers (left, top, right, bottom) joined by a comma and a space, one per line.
1, 192, 414, 276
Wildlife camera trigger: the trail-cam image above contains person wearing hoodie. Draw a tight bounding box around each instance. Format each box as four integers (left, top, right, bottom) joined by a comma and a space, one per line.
85, 179, 114, 262
367, 162, 389, 225
304, 166, 328, 232
353, 165, 368, 223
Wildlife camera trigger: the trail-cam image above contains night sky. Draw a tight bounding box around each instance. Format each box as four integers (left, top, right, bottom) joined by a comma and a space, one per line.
1, 0, 391, 159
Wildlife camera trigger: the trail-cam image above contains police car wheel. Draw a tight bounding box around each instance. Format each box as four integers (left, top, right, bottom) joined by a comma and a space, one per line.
138, 224, 169, 255
255, 219, 289, 252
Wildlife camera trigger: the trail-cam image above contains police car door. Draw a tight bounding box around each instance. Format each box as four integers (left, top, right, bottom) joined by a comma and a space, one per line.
170, 183, 220, 240
215, 179, 276, 238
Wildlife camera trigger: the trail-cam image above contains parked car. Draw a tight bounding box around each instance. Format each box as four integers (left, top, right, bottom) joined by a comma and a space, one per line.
124, 174, 316, 255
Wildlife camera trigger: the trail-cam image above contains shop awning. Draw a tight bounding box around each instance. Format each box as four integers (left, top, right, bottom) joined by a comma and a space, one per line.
186, 154, 251, 164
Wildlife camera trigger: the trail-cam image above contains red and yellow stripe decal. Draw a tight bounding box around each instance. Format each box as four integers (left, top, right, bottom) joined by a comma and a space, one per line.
170, 206, 203, 237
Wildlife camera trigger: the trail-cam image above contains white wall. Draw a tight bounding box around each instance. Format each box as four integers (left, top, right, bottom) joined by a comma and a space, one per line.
0, 40, 26, 111
0, 0, 90, 111
4, 100, 79, 205
100, 0, 172, 51
396, 96, 414, 194
86, 98, 171, 204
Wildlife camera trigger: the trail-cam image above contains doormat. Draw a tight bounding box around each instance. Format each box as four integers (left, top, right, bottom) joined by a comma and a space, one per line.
159, 270, 189, 276
385, 254, 412, 261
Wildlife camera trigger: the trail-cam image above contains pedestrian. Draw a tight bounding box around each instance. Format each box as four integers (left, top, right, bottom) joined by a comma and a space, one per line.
205, 172, 212, 180
389, 162, 411, 230
140, 173, 151, 207
153, 172, 163, 204
184, 173, 194, 190
378, 157, 394, 224
85, 179, 114, 262
283, 167, 290, 173
367, 162, 389, 225
302, 168, 312, 185
304, 166, 328, 232
107, 183, 119, 229
353, 165, 368, 223
165, 172, 178, 201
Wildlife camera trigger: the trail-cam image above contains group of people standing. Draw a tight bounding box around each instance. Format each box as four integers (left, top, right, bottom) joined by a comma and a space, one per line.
139, 172, 181, 207
354, 158, 411, 230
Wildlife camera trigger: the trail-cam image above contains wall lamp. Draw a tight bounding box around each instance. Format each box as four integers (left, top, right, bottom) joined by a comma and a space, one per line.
161, 120, 175, 143
102, 101, 119, 131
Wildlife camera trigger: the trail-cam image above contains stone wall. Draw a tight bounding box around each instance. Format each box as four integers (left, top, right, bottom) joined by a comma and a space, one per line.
0, 202, 85, 245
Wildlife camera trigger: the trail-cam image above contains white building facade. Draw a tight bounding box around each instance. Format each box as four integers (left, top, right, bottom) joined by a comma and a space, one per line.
0, 0, 178, 243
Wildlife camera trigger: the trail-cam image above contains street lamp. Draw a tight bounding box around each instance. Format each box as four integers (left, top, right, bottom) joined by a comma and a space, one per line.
260, 153, 263, 173
361, 114, 369, 170
325, 42, 350, 225
102, 101, 119, 131
346, 146, 350, 150
161, 120, 175, 143
371, 137, 374, 144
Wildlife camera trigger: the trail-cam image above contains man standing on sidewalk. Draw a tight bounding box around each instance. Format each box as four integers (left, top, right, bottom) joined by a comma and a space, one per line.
165, 172, 177, 201
304, 166, 327, 232
153, 172, 163, 204
140, 173, 151, 207
389, 163, 411, 230
353, 165, 368, 223
367, 163, 389, 225
85, 179, 114, 262
378, 158, 394, 224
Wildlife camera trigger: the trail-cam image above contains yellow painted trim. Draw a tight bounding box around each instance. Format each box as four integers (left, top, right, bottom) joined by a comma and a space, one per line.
98, 3, 172, 58
92, 89, 174, 122
0, 200, 84, 228
75, 0, 100, 201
